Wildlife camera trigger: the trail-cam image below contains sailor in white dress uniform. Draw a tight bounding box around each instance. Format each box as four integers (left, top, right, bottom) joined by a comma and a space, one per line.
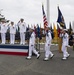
18, 19, 26, 45
0, 20, 7, 44
44, 26, 54, 61
61, 29, 70, 60
26, 27, 40, 59
9, 22, 16, 44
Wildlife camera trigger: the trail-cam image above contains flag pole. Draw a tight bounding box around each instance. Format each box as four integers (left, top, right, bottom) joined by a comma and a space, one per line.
73, 21, 74, 33
72, 21, 74, 50
47, 0, 50, 26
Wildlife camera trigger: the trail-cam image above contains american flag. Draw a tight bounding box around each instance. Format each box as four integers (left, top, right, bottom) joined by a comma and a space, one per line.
42, 4, 48, 29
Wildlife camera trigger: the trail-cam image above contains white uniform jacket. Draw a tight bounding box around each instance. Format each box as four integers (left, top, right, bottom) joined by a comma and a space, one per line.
0, 23, 7, 33
45, 31, 52, 45
62, 33, 69, 46
9, 24, 16, 34
18, 22, 26, 33
29, 32, 35, 46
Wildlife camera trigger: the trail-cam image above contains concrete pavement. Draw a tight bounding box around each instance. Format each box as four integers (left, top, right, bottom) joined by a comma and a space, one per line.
0, 45, 74, 75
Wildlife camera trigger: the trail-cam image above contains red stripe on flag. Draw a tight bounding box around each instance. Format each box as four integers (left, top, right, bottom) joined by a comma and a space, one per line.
42, 4, 48, 29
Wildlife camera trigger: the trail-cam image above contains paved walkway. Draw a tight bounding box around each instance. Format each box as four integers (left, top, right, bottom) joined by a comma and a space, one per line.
0, 45, 74, 75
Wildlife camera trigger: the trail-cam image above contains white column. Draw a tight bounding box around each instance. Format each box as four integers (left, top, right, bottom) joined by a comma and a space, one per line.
47, 0, 50, 26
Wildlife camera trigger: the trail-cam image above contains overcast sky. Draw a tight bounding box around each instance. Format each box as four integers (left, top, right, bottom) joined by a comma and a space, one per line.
0, 0, 74, 28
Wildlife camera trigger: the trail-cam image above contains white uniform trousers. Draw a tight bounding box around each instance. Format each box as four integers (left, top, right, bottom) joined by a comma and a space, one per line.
20, 33, 25, 45
1, 33, 6, 44
10, 34, 15, 44
62, 44, 69, 58
28, 45, 39, 57
45, 43, 53, 58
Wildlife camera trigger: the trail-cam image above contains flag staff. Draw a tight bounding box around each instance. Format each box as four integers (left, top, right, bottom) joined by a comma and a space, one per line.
47, 0, 50, 26
72, 21, 74, 50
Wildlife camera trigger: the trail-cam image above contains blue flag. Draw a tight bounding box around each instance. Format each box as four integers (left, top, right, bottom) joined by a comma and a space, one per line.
57, 6, 66, 29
